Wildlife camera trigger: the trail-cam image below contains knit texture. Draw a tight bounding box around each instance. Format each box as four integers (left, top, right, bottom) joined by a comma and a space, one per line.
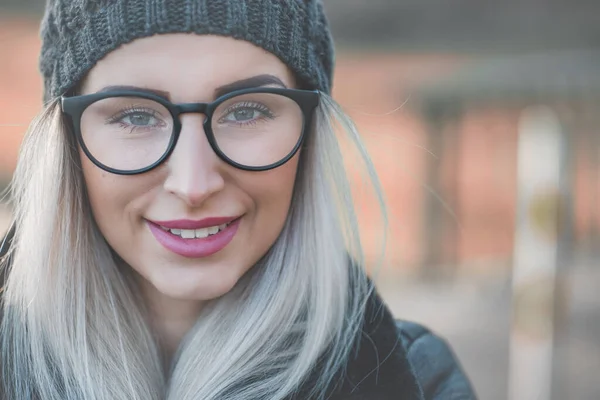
39, 0, 335, 102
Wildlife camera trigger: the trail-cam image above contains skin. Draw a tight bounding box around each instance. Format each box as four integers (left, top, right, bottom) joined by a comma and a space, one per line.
78, 34, 300, 355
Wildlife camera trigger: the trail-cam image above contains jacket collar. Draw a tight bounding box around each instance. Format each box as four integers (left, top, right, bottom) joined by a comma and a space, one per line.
293, 288, 424, 400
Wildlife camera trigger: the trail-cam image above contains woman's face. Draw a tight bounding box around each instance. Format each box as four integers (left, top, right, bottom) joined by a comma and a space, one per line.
79, 34, 300, 301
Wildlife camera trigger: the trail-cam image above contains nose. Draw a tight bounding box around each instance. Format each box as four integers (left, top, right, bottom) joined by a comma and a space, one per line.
163, 116, 225, 207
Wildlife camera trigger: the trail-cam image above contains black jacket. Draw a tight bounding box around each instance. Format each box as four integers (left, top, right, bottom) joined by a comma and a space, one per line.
290, 282, 476, 400
0, 227, 476, 399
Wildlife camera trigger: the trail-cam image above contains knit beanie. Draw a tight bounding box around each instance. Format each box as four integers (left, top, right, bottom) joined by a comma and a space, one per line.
39, 0, 335, 103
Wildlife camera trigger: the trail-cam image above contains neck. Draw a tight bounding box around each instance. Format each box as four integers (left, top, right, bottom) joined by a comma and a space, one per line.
140, 281, 205, 365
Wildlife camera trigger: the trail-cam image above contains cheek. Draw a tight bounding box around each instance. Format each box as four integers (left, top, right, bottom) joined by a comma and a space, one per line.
82, 159, 122, 222
80, 154, 153, 248
240, 155, 300, 243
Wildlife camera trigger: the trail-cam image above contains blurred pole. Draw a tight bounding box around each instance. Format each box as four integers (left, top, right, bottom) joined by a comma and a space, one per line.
420, 100, 461, 279
549, 102, 577, 400
508, 106, 565, 400
421, 101, 445, 277
445, 106, 463, 273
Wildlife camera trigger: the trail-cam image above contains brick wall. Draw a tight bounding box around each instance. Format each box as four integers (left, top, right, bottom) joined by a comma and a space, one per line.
0, 19, 595, 269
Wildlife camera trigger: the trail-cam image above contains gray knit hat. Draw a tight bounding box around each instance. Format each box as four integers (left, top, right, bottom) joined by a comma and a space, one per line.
39, 0, 335, 103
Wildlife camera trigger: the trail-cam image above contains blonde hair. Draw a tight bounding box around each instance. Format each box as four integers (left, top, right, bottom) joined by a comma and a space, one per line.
0, 93, 386, 400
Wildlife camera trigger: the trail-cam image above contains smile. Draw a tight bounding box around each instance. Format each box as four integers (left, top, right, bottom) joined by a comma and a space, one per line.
146, 217, 241, 258
159, 222, 232, 239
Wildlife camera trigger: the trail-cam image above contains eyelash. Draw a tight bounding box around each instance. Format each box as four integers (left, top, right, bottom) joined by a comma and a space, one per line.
106, 107, 160, 125
222, 102, 275, 120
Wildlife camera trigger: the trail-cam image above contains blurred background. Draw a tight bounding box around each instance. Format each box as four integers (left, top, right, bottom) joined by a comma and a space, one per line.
0, 1, 598, 399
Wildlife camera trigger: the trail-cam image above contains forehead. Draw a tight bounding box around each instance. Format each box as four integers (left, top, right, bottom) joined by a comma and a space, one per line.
80, 34, 296, 101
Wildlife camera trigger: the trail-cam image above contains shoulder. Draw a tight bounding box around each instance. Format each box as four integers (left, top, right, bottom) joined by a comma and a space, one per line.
322, 284, 478, 400
395, 320, 478, 399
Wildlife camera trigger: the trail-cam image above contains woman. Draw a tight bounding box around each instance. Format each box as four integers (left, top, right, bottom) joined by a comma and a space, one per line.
0, 0, 475, 399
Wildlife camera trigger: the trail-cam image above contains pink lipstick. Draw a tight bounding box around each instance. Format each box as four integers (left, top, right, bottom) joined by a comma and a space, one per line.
146, 216, 241, 258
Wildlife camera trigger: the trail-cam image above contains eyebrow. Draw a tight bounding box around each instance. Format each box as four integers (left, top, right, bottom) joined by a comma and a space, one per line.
214, 74, 287, 98
97, 85, 170, 99
96, 74, 288, 101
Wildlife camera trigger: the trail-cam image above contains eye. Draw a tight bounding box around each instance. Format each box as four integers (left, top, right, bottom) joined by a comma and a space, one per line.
107, 107, 166, 129
219, 102, 274, 125
225, 108, 260, 122
121, 112, 158, 127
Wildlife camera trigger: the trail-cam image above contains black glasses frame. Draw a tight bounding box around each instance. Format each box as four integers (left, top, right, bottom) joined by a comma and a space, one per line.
61, 87, 320, 175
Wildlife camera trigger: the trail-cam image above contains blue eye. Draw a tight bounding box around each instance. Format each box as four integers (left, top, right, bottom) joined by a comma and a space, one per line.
219, 102, 275, 125
121, 112, 158, 127
107, 107, 167, 130
225, 108, 261, 122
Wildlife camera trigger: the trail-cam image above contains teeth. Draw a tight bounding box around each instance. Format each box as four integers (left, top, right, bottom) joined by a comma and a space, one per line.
162, 223, 230, 239
195, 228, 209, 239
180, 229, 196, 239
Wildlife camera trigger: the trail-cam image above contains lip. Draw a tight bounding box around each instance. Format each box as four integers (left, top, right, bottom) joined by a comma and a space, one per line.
146, 217, 241, 258
149, 217, 240, 230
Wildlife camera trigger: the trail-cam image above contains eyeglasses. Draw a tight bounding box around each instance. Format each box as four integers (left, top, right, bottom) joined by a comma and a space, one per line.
61, 87, 320, 175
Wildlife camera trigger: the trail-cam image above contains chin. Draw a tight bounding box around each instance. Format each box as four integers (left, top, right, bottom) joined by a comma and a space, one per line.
151, 272, 240, 301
